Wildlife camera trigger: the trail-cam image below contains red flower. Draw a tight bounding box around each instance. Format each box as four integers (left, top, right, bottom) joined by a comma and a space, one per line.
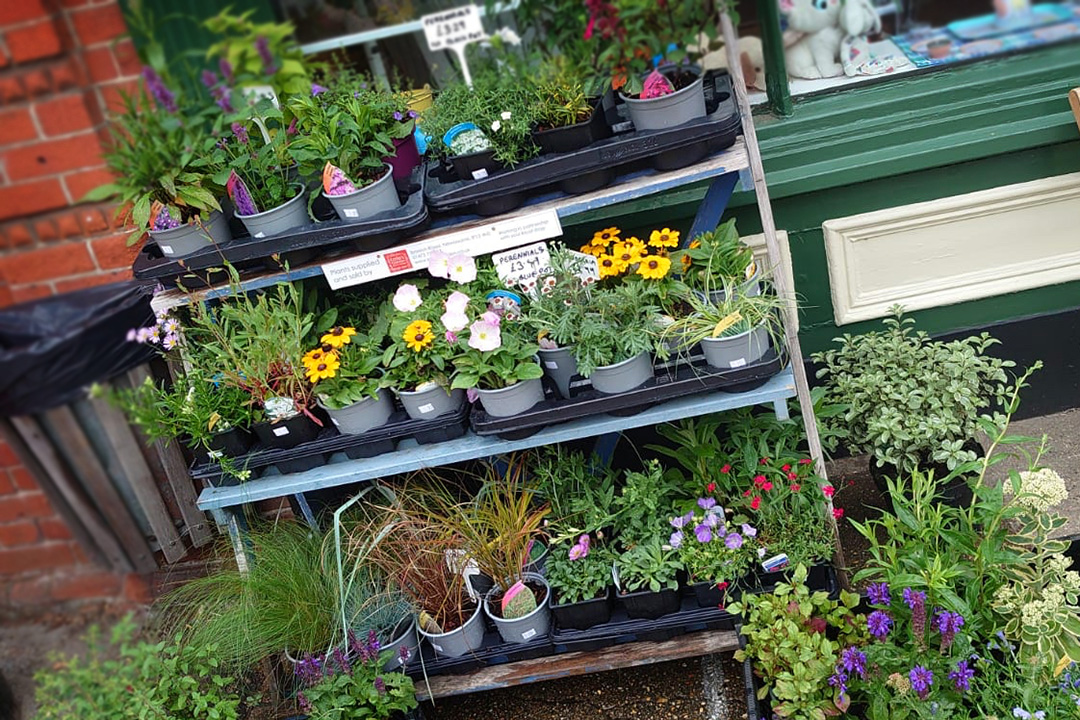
832, 507, 845, 519
753, 474, 767, 488
706, 482, 716, 494
799, 458, 813, 465
759, 457, 770, 465
781, 464, 791, 472
751, 496, 761, 510
742, 488, 752, 497
716, 581, 729, 591
822, 485, 835, 497
788, 471, 798, 480
583, 16, 596, 39
762, 481, 774, 492
790, 484, 801, 492
720, 464, 732, 474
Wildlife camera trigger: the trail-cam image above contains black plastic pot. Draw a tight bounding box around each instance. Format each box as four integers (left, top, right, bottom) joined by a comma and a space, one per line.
552, 588, 613, 630
208, 426, 253, 456
868, 438, 983, 508
690, 580, 740, 609
531, 97, 612, 154
617, 586, 681, 620
450, 148, 501, 182
252, 413, 324, 451
753, 563, 833, 594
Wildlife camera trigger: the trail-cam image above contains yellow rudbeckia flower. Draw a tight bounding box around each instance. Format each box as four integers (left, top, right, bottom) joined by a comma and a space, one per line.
590, 227, 621, 246
320, 326, 357, 348
403, 320, 434, 352
303, 347, 339, 368
597, 254, 622, 279
306, 355, 341, 382
613, 236, 646, 255
579, 243, 607, 257
648, 228, 680, 248
637, 254, 672, 280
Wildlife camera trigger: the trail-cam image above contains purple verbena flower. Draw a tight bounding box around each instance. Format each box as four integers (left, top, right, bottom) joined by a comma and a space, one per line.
840, 647, 867, 678
724, 533, 743, 550
867, 582, 890, 606
910, 666, 933, 700
867, 610, 893, 640
694, 523, 712, 543
231, 122, 249, 144
255, 36, 277, 74
201, 69, 218, 89
949, 660, 974, 693
141, 66, 177, 113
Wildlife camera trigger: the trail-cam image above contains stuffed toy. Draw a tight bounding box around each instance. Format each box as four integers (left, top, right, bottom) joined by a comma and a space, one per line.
780, 0, 883, 79
698, 35, 768, 92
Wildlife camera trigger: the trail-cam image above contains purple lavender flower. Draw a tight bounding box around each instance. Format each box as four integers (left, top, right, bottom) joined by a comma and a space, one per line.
219, 58, 234, 84
867, 610, 893, 640
141, 66, 177, 113
867, 582, 890, 606
669, 530, 683, 549
211, 85, 233, 113
936, 611, 965, 650
698, 497, 717, 511
152, 204, 180, 231
374, 677, 386, 695
393, 110, 404, 121
231, 122, 249, 144
949, 660, 974, 692
201, 69, 218, 89
694, 523, 712, 543
840, 647, 867, 678
910, 666, 933, 700
724, 533, 743, 550
255, 36, 277, 74
311, 83, 328, 96
294, 655, 324, 687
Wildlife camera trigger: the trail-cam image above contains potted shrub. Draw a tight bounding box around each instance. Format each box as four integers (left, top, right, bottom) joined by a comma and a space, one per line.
305, 326, 394, 436
86, 68, 231, 257
668, 497, 762, 608
530, 68, 611, 155
812, 307, 1015, 504
295, 633, 418, 720
669, 219, 760, 303
287, 84, 402, 224
572, 282, 665, 394
546, 534, 616, 630
613, 537, 682, 620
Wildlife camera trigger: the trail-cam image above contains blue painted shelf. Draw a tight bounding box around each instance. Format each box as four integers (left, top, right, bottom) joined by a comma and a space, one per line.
197, 364, 794, 510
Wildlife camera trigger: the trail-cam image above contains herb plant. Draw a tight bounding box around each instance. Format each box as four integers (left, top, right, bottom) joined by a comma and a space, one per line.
611, 461, 683, 548
569, 282, 664, 376
616, 537, 681, 594
546, 534, 615, 605
532, 72, 593, 130
532, 447, 617, 539
295, 634, 417, 720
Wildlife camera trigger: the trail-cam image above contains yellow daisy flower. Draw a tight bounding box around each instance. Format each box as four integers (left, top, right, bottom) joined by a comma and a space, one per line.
689, 239, 702, 249
648, 228, 680, 249
320, 326, 357, 348
403, 320, 434, 352
590, 227, 621, 247
637, 254, 672, 280
597, 254, 622, 279
680, 254, 692, 271
303, 347, 339, 368
614, 247, 643, 268
579, 243, 607, 257
306, 355, 341, 382
613, 236, 646, 255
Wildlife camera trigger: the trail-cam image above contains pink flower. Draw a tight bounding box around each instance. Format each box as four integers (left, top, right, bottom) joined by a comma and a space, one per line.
441, 311, 469, 332
467, 319, 501, 352
447, 254, 476, 284
822, 485, 835, 497
445, 330, 458, 344
750, 496, 761, 510
720, 464, 731, 473
480, 310, 501, 326
706, 482, 716, 494
790, 484, 801, 492
833, 507, 845, 519
799, 458, 813, 465
162, 333, 178, 350
583, 16, 595, 39
641, 69, 673, 99
427, 249, 450, 279
392, 284, 422, 312
125, 329, 137, 342
444, 290, 470, 314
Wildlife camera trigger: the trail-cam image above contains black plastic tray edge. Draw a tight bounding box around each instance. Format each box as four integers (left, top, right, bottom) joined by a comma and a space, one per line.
132, 167, 430, 281
422, 73, 739, 211
469, 347, 788, 436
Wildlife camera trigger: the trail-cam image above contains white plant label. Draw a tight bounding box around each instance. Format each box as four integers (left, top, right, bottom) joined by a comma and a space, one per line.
471, 168, 489, 180
521, 628, 537, 640
418, 403, 435, 414
331, 417, 340, 427
321, 209, 563, 290
729, 358, 747, 368
160, 245, 173, 255
272, 426, 290, 436
343, 208, 359, 218
421, 5, 487, 87
544, 361, 559, 370
492, 241, 550, 292
565, 250, 601, 284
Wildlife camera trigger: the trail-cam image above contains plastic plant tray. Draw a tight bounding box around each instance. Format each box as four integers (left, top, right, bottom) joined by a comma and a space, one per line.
191, 401, 469, 483
405, 624, 555, 678
132, 166, 430, 287
470, 347, 788, 439
422, 72, 740, 216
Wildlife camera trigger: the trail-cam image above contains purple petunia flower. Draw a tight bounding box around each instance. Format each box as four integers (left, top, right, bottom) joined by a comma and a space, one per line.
724, 533, 743, 550
694, 523, 712, 543
219, 58, 234, 84
312, 83, 328, 96
669, 530, 683, 549
867, 582, 890, 606
867, 610, 893, 640
141, 66, 177, 113
393, 110, 404, 121
231, 122, 249, 144
255, 36, 277, 75
910, 666, 933, 700
949, 660, 974, 692
698, 497, 717, 511
840, 647, 867, 678
201, 69, 218, 89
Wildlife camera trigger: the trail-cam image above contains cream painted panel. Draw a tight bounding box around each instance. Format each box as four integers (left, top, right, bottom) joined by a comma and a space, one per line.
823, 172, 1080, 325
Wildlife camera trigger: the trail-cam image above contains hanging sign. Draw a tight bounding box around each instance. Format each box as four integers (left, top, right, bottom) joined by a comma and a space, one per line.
421, 5, 487, 87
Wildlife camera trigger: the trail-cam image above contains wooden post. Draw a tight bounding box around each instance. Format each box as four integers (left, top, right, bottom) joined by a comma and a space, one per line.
1070, 88, 1080, 133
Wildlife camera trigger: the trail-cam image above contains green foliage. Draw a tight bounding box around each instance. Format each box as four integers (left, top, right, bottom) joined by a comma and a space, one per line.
567, 282, 664, 376
300, 649, 417, 720
313, 332, 385, 410
532, 447, 618, 540
662, 276, 788, 352
203, 9, 313, 97
730, 566, 863, 720
34, 615, 246, 720
531, 69, 593, 130
669, 220, 756, 292
616, 537, 681, 593
969, 645, 1080, 719
380, 284, 459, 392
612, 461, 682, 548
813, 307, 1015, 475
521, 245, 600, 348
546, 538, 615, 605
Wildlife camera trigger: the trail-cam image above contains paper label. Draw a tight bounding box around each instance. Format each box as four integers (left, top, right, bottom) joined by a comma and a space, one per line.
160, 245, 173, 255
471, 168, 489, 180
272, 426, 290, 437
343, 208, 359, 218
492, 241, 550, 293
729, 358, 747, 368
321, 209, 563, 290
418, 403, 435, 413
711, 311, 743, 338
208, 450, 223, 459
544, 361, 559, 370
432, 643, 443, 652
566, 250, 601, 285
254, 232, 266, 239
521, 628, 537, 640
422, 5, 486, 52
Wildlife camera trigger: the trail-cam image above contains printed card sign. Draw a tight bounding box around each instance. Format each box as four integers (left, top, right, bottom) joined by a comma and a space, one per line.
492, 242, 550, 291
422, 5, 486, 52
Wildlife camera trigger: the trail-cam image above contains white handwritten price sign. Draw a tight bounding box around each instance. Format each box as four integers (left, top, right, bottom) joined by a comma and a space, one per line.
421, 5, 487, 87
492, 242, 551, 293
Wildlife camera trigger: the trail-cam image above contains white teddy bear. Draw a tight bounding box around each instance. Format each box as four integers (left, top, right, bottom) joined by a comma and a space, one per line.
780, 0, 881, 79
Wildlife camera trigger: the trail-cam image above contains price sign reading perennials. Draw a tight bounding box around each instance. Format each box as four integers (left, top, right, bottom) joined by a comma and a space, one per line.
421, 5, 487, 86
492, 242, 551, 294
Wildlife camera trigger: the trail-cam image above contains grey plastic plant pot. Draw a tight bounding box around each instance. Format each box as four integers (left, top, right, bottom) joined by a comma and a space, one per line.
235, 186, 310, 239
149, 210, 232, 258
538, 346, 578, 399
589, 352, 653, 395
381, 616, 420, 671
484, 572, 552, 645
700, 325, 771, 370
320, 388, 394, 435
417, 603, 485, 659
620, 68, 706, 132
323, 165, 401, 224
697, 262, 763, 305
475, 377, 545, 418
397, 383, 465, 420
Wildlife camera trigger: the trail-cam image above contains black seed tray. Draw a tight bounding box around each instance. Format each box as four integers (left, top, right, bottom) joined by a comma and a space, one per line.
470, 346, 788, 439
190, 401, 469, 483
132, 166, 430, 287
422, 72, 740, 216
405, 626, 555, 679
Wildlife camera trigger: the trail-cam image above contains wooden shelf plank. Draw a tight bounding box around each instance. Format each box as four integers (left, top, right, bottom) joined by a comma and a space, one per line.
414, 630, 739, 701
197, 366, 794, 510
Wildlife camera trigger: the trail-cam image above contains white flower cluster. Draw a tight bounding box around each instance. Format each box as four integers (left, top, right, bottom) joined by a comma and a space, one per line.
1015, 468, 1069, 512
1020, 589, 1067, 629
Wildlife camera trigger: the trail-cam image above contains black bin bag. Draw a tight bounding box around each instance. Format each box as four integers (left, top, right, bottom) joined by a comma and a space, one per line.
0, 282, 156, 417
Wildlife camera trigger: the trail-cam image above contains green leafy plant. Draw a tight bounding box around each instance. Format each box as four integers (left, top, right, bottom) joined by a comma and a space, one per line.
730, 565, 864, 720
662, 276, 787, 357
204, 9, 313, 97
531, 68, 593, 130
567, 282, 664, 376
615, 537, 681, 593
307, 329, 385, 410
450, 312, 543, 391
669, 220, 756, 292
611, 461, 683, 548
296, 633, 417, 720
34, 615, 247, 720
969, 644, 1080, 719
546, 535, 615, 605
532, 447, 618, 540
813, 307, 1015, 474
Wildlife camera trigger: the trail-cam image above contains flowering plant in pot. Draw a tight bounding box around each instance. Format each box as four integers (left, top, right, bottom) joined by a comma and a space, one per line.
668, 497, 762, 608
294, 634, 418, 720
304, 325, 394, 436
614, 537, 683, 619
450, 305, 545, 418
729, 565, 864, 720
669, 219, 759, 299
347, 76, 423, 179
546, 534, 617, 630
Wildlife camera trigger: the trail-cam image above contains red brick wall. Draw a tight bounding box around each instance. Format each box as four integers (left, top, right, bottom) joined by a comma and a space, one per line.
0, 0, 151, 612
0, 0, 141, 307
